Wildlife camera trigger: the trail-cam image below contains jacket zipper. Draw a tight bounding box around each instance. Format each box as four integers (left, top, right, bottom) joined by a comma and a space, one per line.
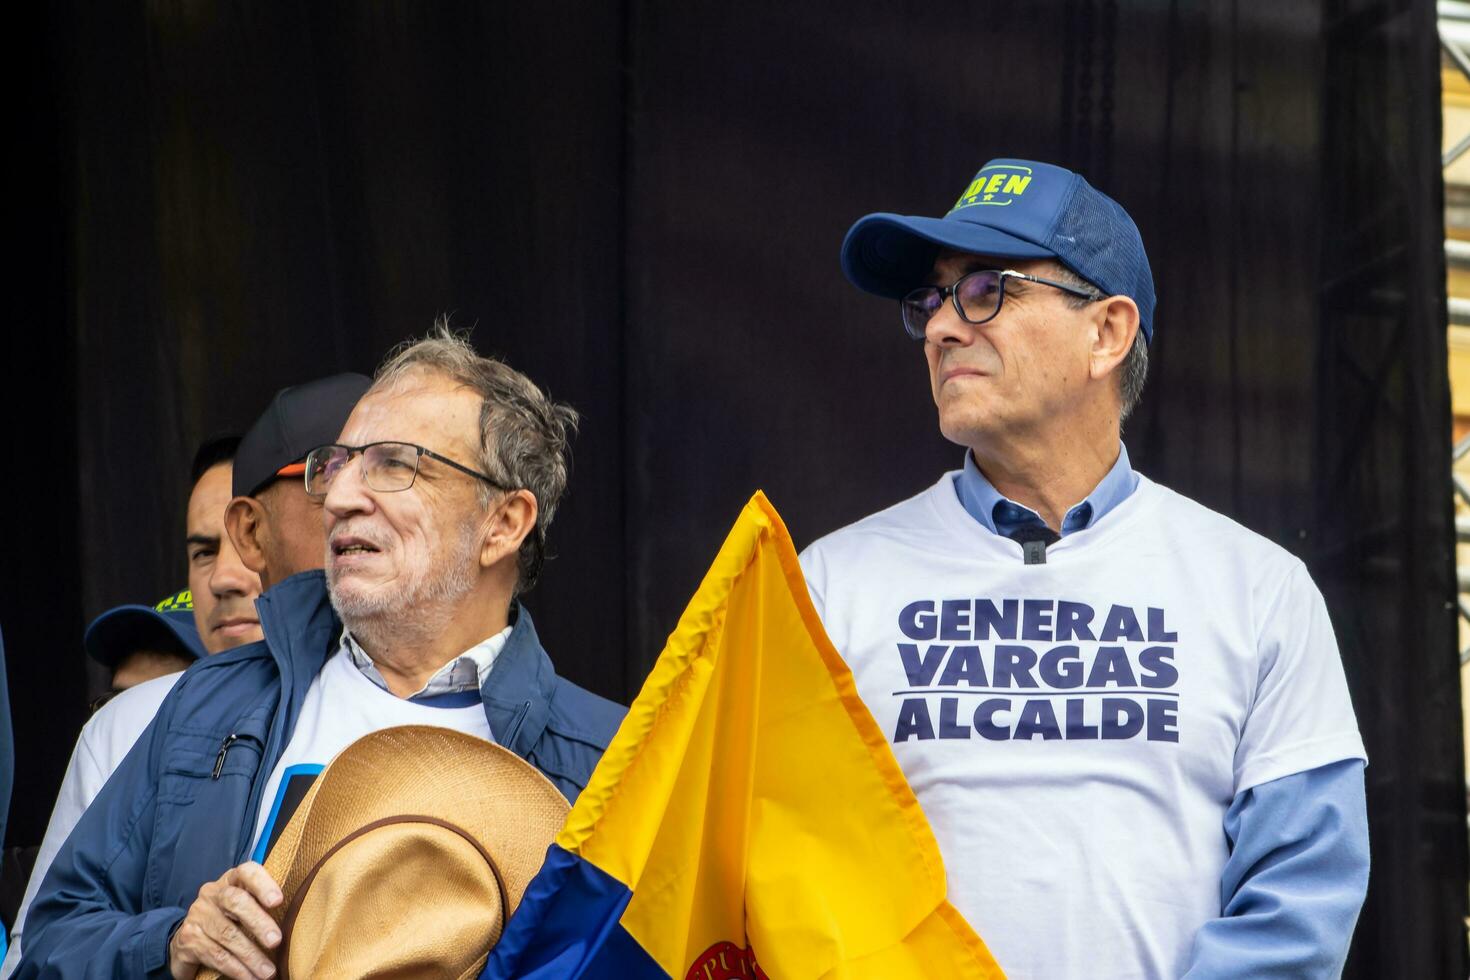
503, 700, 532, 748
213, 733, 265, 779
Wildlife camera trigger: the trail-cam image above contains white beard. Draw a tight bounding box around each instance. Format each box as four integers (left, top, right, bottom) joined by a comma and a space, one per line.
328, 514, 482, 646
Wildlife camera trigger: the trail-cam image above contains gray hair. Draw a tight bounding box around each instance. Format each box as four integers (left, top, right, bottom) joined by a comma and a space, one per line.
371, 318, 579, 593
1048, 263, 1149, 422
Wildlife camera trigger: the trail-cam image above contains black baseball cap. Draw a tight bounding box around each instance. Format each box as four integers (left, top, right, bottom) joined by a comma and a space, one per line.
233, 373, 372, 498
84, 589, 206, 669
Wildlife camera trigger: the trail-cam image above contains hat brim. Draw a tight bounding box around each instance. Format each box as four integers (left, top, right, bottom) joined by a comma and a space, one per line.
84, 606, 204, 669
840, 212, 1057, 300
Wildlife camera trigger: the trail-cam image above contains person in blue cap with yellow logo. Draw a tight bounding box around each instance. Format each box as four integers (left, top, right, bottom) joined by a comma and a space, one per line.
83, 590, 207, 697
800, 158, 1368, 979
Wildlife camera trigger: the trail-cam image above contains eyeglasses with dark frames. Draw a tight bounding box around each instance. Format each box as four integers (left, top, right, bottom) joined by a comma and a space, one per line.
899, 268, 1105, 340
303, 441, 507, 498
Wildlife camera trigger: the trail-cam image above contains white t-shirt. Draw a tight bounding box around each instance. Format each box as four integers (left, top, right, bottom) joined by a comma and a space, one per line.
249, 647, 494, 863
0, 672, 183, 979
798, 473, 1365, 980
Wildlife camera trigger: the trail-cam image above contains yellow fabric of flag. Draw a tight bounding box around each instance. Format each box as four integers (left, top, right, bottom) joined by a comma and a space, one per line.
558, 492, 1006, 979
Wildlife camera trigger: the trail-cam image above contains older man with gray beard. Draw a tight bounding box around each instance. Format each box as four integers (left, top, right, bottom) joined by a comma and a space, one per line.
17, 326, 626, 980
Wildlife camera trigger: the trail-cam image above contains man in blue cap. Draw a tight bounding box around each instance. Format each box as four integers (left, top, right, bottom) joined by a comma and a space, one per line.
83, 592, 206, 695
799, 159, 1368, 978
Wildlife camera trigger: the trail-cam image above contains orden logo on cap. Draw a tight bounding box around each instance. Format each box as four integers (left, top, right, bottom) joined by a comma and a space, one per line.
198, 726, 569, 980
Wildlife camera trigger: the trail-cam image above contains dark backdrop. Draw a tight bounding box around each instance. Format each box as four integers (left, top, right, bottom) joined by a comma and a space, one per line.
6, 0, 1463, 974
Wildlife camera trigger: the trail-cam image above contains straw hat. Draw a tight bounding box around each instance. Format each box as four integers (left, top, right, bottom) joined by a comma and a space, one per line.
199, 725, 569, 980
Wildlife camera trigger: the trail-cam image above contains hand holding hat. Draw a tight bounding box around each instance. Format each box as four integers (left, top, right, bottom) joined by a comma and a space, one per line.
193, 726, 569, 980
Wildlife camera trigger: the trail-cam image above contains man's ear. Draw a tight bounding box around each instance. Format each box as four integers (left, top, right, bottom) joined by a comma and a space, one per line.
1088, 294, 1141, 382
225, 496, 270, 577
479, 490, 539, 571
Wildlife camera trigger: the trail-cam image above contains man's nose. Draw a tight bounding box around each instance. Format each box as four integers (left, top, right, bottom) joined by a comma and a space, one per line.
211, 531, 262, 600
323, 452, 375, 521
924, 301, 977, 347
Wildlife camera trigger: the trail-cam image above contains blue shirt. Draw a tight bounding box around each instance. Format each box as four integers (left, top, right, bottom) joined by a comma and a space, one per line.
955, 443, 1139, 537
953, 446, 1368, 976
340, 626, 510, 707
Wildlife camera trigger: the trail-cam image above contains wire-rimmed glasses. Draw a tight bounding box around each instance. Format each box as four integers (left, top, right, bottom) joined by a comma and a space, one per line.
303, 441, 505, 498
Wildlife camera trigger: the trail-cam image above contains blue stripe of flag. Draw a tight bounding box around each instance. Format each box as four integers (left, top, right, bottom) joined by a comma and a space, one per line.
481, 844, 667, 979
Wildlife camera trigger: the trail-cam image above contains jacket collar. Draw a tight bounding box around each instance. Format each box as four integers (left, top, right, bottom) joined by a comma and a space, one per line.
254, 569, 339, 699
479, 601, 557, 755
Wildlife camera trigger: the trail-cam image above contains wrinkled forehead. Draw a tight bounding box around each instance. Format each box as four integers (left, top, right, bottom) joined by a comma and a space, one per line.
340, 370, 484, 455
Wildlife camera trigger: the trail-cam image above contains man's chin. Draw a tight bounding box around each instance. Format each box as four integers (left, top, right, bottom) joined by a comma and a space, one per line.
938, 410, 1001, 448
326, 565, 376, 597
208, 626, 264, 654
327, 582, 400, 626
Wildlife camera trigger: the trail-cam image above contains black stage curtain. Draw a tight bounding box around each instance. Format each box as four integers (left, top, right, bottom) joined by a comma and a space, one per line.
6, 0, 1462, 972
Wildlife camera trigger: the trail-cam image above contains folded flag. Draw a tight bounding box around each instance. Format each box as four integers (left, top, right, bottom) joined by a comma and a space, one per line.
483, 492, 1005, 979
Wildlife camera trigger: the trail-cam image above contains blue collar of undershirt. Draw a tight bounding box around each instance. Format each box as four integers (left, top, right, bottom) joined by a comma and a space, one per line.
954, 443, 1139, 539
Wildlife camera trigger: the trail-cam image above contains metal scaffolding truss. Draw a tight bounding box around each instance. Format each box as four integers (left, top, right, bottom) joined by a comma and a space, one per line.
1316, 3, 1466, 972
1456, 433, 1470, 662
1442, 2, 1470, 663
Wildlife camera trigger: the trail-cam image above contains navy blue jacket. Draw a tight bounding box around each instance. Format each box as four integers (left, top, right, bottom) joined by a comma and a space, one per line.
17, 571, 625, 979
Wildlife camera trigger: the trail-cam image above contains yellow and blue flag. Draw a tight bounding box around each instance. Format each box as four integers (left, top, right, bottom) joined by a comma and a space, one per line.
484, 493, 1004, 979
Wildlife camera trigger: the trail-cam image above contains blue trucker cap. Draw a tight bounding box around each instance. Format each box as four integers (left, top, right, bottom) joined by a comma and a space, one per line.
84, 589, 206, 670
840, 158, 1156, 342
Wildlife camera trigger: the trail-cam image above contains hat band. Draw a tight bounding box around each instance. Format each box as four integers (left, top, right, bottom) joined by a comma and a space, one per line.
276, 813, 511, 979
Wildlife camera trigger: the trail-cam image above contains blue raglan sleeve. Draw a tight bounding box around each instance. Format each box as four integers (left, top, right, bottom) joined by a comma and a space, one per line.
14, 704, 188, 979
1182, 758, 1369, 979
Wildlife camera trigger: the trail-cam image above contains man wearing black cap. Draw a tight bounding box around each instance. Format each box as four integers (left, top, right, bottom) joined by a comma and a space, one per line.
225, 374, 372, 592
799, 160, 1368, 979
8, 387, 363, 978
6, 395, 349, 972
0, 438, 263, 978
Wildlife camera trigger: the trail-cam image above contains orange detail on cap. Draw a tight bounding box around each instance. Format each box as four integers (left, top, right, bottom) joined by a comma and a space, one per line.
277, 463, 307, 477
